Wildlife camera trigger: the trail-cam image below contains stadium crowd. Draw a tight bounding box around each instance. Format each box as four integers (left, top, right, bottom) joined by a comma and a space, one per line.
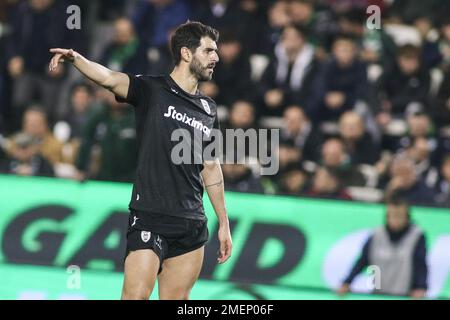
1, 0, 450, 208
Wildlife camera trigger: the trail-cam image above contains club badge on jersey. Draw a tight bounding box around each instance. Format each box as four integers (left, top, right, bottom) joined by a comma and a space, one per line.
200, 99, 211, 114
141, 231, 151, 243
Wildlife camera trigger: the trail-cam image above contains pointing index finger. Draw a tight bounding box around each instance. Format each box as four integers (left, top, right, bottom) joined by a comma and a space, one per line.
49, 48, 66, 54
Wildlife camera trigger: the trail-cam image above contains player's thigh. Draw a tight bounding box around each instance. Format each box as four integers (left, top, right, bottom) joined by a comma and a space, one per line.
121, 249, 160, 300
158, 246, 205, 300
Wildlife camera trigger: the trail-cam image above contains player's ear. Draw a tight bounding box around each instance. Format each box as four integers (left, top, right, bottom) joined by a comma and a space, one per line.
180, 47, 191, 63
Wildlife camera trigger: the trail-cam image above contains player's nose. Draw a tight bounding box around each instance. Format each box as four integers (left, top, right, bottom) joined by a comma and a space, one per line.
212, 52, 219, 63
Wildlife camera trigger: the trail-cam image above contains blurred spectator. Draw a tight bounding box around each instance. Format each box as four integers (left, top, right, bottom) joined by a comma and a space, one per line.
414, 15, 442, 70
403, 137, 439, 188
337, 197, 428, 298
0, 35, 8, 132
336, 9, 396, 68
437, 18, 450, 70
0, 132, 54, 177
324, 0, 377, 14
277, 141, 302, 172
132, 0, 190, 49
269, 140, 303, 194
100, 17, 148, 74
0, 0, 19, 131
376, 45, 431, 124
223, 100, 256, 131
387, 112, 438, 158
63, 83, 96, 140
6, 0, 76, 123
258, 0, 292, 55
194, 0, 249, 43
235, 0, 273, 54
432, 68, 450, 127
278, 164, 309, 196
199, 31, 253, 106
96, 0, 127, 21
5, 106, 62, 165
388, 0, 441, 24
0, 0, 20, 22
222, 162, 264, 193
435, 154, 450, 207
281, 105, 322, 162
288, 0, 337, 49
320, 138, 366, 186
75, 91, 137, 182
259, 24, 319, 117
339, 111, 380, 165
407, 112, 434, 138
384, 156, 435, 205
311, 35, 369, 123
305, 166, 351, 200
221, 100, 258, 159
145, 39, 174, 76
54, 83, 98, 167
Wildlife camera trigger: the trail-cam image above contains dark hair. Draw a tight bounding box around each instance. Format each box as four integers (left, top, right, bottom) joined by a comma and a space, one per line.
25, 104, 47, 117
342, 8, 366, 25
170, 21, 219, 65
386, 194, 411, 215
218, 29, 240, 44
70, 82, 94, 96
324, 137, 345, 149
333, 33, 357, 45
397, 44, 421, 59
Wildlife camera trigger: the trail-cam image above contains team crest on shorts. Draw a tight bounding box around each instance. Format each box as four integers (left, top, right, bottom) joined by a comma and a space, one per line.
141, 231, 151, 243
200, 99, 211, 114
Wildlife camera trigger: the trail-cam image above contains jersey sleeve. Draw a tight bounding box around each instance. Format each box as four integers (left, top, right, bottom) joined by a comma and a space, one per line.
115, 74, 150, 106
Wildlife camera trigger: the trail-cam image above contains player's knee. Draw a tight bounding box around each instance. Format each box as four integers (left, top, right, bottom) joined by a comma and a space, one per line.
161, 288, 190, 300
121, 287, 151, 300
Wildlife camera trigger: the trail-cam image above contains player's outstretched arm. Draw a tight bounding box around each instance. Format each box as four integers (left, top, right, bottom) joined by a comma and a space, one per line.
202, 159, 232, 264
48, 48, 129, 99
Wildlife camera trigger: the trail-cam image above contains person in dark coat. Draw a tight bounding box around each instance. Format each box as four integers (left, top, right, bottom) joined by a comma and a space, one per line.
259, 24, 319, 117
281, 105, 323, 163
0, 132, 54, 177
310, 35, 369, 123
375, 44, 431, 123
338, 111, 380, 165
99, 18, 149, 75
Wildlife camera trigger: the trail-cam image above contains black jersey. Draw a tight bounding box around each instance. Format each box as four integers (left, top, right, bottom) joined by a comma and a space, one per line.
119, 74, 219, 221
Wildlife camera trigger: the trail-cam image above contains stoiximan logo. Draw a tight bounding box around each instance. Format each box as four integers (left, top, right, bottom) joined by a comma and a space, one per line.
164, 105, 211, 136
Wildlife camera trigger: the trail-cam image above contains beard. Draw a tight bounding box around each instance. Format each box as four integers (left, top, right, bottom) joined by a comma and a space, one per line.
189, 55, 214, 82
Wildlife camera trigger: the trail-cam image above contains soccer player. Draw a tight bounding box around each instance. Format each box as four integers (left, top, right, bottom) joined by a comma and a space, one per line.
49, 21, 232, 300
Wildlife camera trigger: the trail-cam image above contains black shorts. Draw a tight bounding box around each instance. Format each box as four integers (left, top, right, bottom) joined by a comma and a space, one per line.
124, 210, 209, 274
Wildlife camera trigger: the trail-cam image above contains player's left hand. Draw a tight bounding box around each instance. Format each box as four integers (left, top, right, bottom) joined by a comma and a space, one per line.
217, 224, 232, 264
